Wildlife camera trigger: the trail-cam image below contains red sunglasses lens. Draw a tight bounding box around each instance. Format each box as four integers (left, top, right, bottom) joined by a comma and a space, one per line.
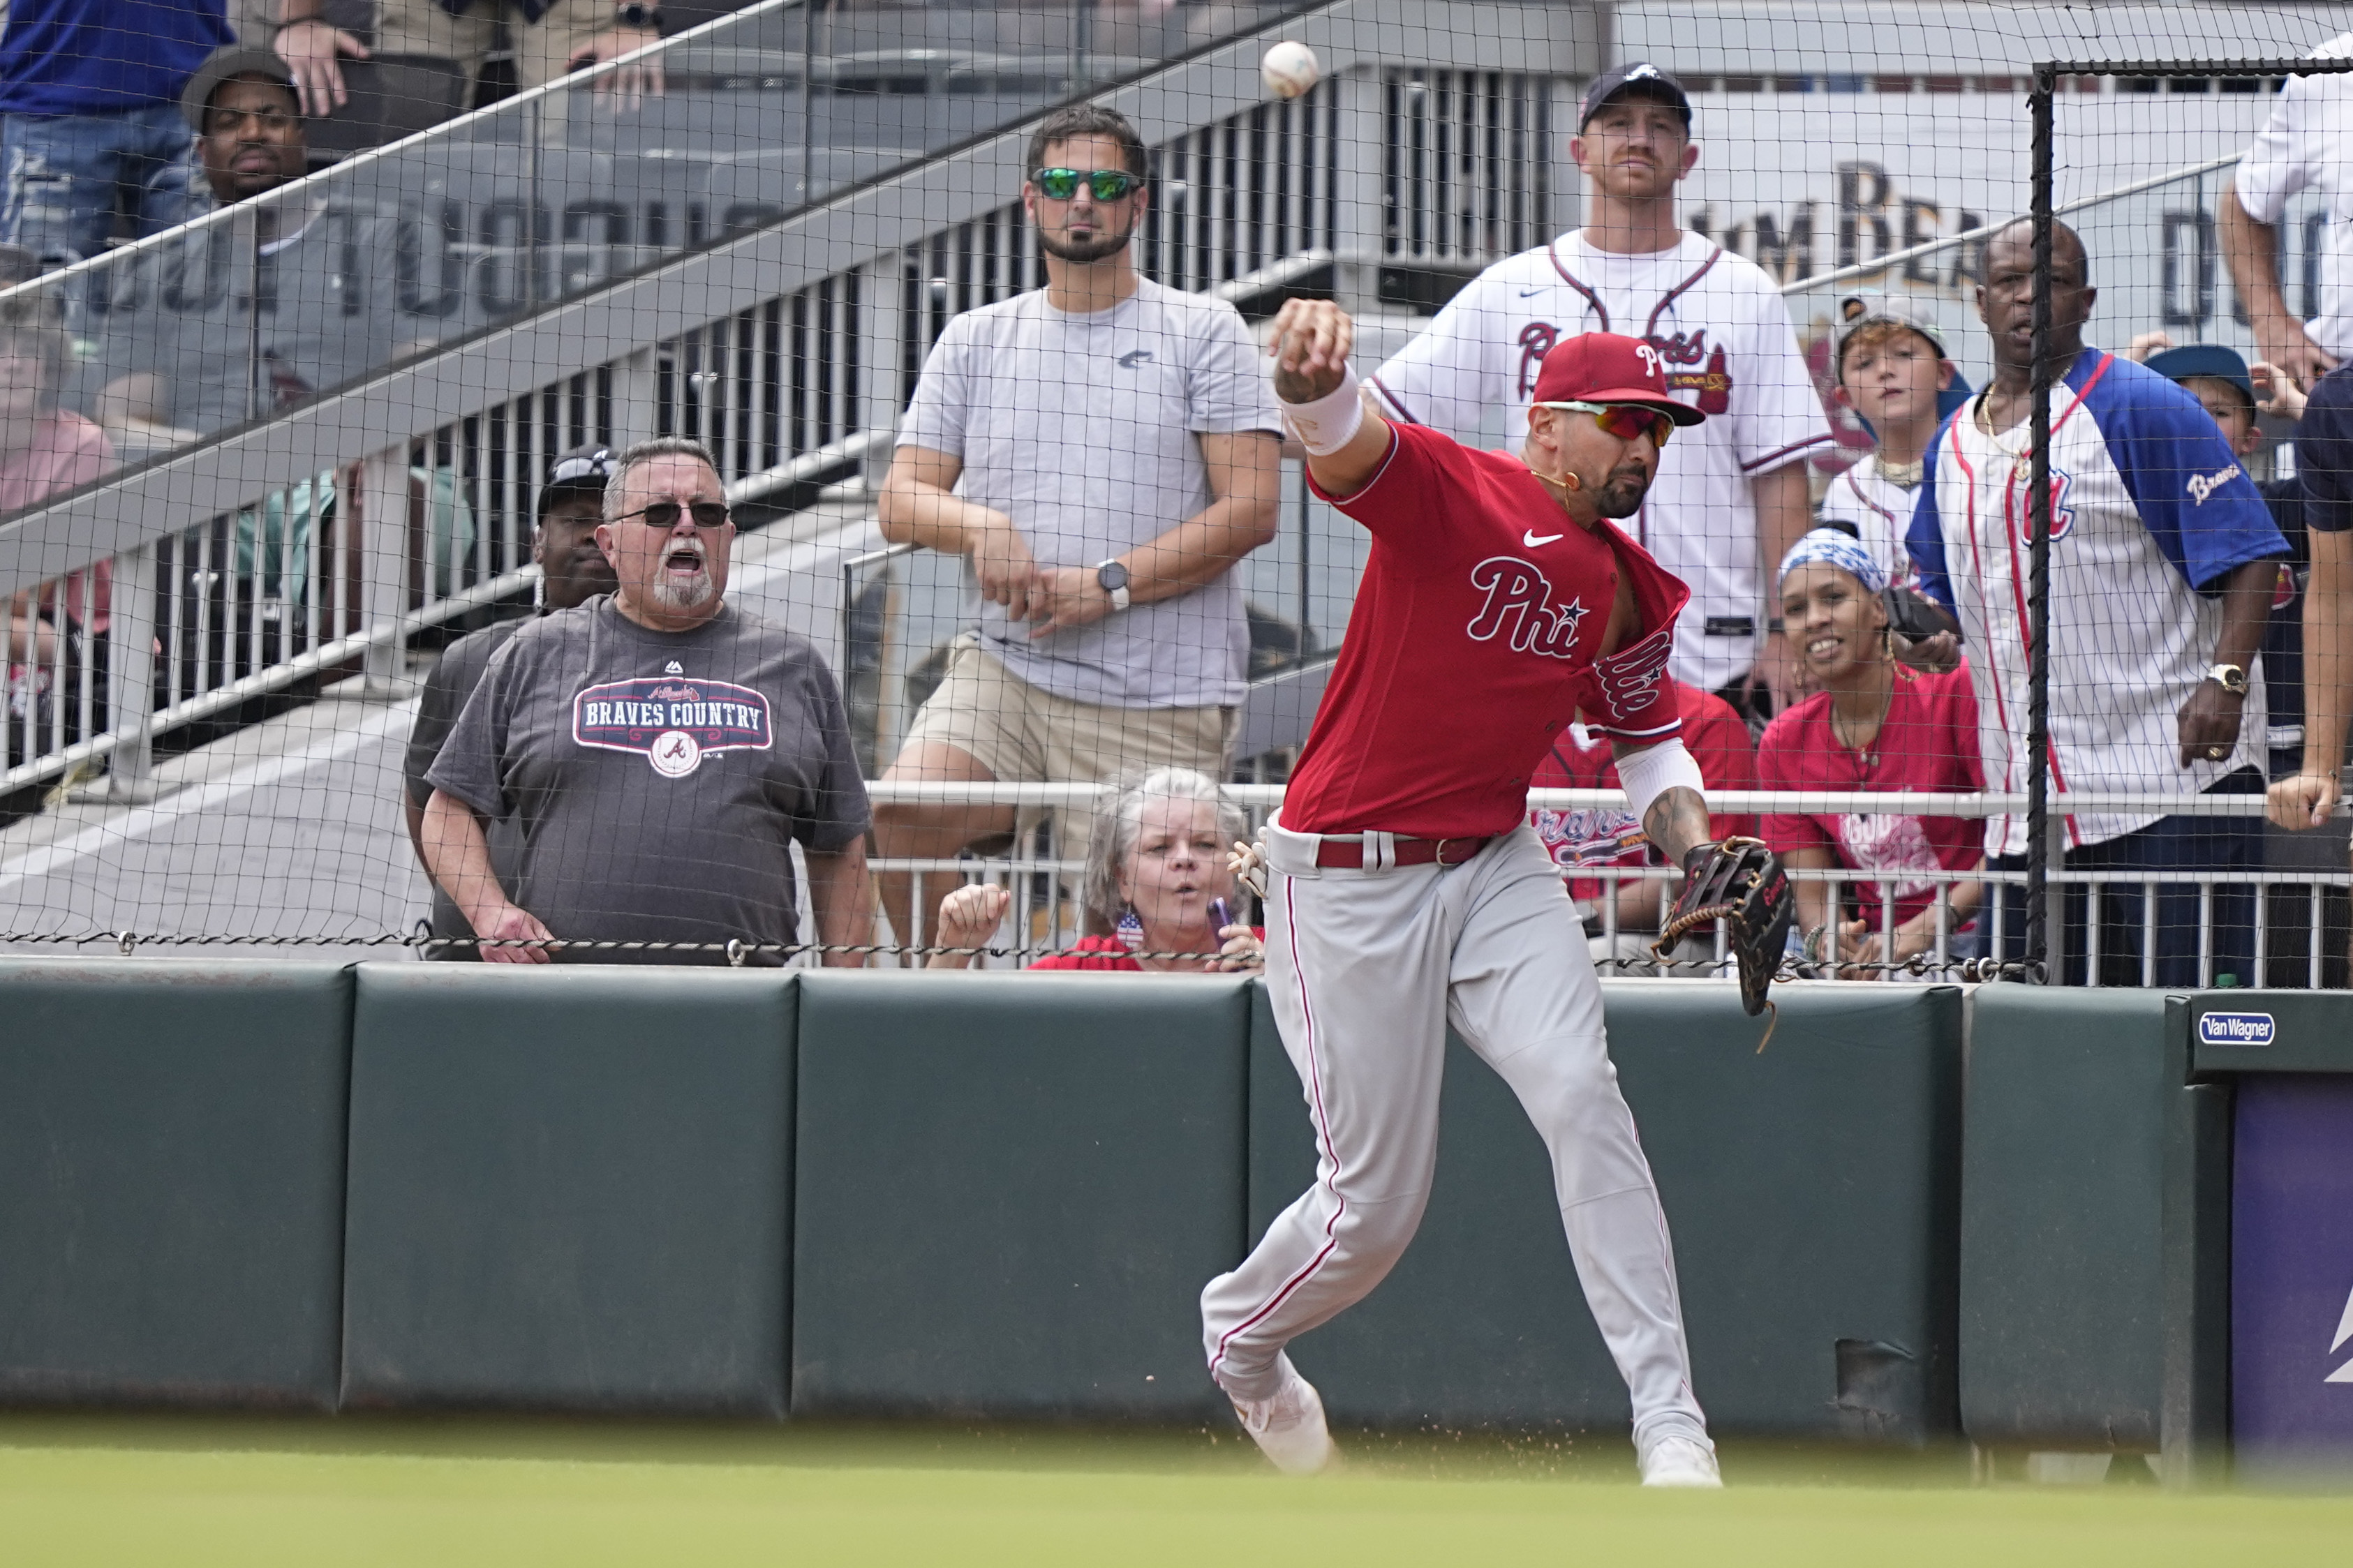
1598, 407, 1670, 445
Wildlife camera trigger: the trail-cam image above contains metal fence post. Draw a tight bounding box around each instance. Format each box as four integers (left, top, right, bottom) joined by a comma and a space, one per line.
96, 541, 165, 803
355, 448, 410, 696
1330, 65, 1385, 316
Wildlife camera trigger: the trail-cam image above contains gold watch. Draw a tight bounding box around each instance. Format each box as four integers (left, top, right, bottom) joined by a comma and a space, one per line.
2207, 662, 2250, 696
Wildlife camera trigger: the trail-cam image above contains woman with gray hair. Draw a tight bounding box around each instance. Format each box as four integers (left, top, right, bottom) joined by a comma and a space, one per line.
928, 766, 1265, 972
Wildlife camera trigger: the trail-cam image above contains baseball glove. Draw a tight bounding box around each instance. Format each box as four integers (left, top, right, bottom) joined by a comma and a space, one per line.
1653, 837, 1795, 1021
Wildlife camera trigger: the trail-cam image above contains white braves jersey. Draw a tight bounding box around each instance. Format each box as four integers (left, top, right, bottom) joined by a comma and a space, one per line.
1909, 352, 2289, 857
1814, 456, 1921, 588
1369, 230, 1834, 693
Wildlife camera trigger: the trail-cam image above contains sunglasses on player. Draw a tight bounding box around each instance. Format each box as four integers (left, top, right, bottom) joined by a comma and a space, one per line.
611, 500, 732, 530
1031, 167, 1145, 202
1536, 400, 1677, 447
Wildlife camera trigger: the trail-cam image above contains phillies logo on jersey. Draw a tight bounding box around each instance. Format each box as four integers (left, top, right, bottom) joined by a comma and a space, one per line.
1591, 626, 1672, 716
573, 675, 773, 778
1516, 321, 1561, 398
1465, 556, 1591, 659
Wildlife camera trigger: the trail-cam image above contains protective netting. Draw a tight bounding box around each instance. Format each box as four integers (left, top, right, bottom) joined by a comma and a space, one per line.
0, 1, 2345, 983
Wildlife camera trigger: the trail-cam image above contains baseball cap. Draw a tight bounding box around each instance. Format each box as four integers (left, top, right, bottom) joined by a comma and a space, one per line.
1530, 332, 1706, 426
1832, 296, 1951, 364
539, 444, 616, 518
2144, 343, 2255, 404
180, 46, 299, 132
1579, 63, 1693, 132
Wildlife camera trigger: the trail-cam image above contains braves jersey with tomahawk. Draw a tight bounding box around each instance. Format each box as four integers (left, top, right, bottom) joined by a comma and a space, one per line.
1814, 456, 1922, 588
1283, 421, 1693, 841
1368, 230, 1833, 694
1907, 352, 2288, 857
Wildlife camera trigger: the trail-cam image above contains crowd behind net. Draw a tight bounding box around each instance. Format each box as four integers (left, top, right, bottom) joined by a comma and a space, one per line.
0, 0, 2350, 985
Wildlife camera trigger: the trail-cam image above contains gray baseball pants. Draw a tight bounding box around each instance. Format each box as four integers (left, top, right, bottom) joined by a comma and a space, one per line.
1198, 816, 1710, 1447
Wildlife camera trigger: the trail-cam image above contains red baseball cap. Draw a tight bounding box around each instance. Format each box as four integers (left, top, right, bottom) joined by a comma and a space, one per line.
1529, 332, 1705, 426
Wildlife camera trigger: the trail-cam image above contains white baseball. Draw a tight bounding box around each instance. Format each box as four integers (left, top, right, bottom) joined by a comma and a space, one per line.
1261, 40, 1321, 100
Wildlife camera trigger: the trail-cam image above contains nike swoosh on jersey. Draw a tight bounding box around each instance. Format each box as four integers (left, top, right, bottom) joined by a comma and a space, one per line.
1523, 529, 1564, 546
1518, 288, 1545, 297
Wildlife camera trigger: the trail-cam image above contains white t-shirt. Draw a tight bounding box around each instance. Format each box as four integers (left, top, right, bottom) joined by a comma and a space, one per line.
896, 278, 1282, 709
2234, 31, 2353, 358
1813, 455, 1921, 588
1368, 230, 1834, 694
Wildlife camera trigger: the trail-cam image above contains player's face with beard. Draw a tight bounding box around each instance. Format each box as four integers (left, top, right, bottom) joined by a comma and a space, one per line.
1027, 133, 1145, 263
1531, 405, 1662, 518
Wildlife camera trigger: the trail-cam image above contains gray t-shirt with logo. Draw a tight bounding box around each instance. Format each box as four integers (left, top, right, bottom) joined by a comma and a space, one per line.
426, 596, 870, 964
896, 278, 1282, 709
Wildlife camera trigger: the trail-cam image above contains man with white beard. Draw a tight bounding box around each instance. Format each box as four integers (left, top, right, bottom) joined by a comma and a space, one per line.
422, 438, 875, 966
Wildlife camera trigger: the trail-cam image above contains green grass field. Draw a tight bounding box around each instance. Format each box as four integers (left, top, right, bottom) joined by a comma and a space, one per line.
1, 1416, 2347, 1566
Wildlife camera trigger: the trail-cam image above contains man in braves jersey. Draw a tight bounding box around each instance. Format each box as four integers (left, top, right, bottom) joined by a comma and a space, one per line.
422, 438, 875, 966
1365, 62, 1832, 726
1907, 220, 2287, 987
1530, 678, 1756, 972
1198, 304, 1739, 1488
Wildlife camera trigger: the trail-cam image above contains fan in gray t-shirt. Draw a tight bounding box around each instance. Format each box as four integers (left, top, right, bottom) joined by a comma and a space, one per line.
895, 276, 1284, 709
427, 596, 870, 964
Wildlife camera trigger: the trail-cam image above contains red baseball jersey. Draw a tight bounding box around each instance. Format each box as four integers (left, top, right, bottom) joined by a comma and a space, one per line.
1530, 680, 1757, 904
1756, 663, 1985, 928
1283, 421, 1693, 839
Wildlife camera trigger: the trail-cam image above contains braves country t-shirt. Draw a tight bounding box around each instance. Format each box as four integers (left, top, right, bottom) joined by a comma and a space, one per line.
1368, 230, 1832, 692
427, 597, 870, 963
1282, 421, 1693, 841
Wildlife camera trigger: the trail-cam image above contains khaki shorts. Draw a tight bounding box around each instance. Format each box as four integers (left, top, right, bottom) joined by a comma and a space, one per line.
898, 636, 1238, 872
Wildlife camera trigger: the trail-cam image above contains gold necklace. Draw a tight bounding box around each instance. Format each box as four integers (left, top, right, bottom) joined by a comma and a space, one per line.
1976, 391, 2034, 484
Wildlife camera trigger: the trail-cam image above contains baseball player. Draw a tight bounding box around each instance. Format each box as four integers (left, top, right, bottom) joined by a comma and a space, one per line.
1199, 300, 1792, 1487
1365, 63, 1832, 725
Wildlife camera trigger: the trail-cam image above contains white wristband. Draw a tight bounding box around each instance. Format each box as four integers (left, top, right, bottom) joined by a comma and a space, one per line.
1614, 736, 1706, 828
1279, 366, 1363, 456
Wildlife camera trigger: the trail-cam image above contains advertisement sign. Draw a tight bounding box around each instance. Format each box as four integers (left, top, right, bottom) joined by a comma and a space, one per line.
1673, 91, 2321, 387
2232, 1073, 2353, 1463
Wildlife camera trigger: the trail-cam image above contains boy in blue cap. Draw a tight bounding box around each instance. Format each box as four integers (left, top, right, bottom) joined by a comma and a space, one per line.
2146, 343, 2310, 777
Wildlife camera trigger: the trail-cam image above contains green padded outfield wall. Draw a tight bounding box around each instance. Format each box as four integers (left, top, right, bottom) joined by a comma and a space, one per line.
1960, 985, 2172, 1451
791, 971, 1252, 1421
1247, 980, 1964, 1439
340, 964, 797, 1415
0, 959, 352, 1408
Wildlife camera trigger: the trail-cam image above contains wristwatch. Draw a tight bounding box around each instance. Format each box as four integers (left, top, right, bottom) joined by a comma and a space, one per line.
1096, 559, 1131, 613
615, 3, 663, 29
2207, 662, 2250, 696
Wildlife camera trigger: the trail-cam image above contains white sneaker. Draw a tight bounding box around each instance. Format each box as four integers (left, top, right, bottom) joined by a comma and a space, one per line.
1638, 1432, 1723, 1488
1230, 1364, 1337, 1475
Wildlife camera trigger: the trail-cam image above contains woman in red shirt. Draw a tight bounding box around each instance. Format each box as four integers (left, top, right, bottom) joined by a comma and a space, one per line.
927, 767, 1265, 973
1760, 530, 1985, 977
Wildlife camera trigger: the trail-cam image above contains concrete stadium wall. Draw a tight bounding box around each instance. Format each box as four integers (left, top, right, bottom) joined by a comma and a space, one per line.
0, 961, 2283, 1453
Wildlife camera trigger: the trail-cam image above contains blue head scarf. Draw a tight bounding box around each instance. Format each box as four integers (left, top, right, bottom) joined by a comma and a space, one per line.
1777, 527, 1889, 597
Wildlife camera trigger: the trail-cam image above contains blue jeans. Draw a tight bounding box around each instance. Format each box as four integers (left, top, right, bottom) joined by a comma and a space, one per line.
1991, 767, 2266, 987
0, 103, 203, 267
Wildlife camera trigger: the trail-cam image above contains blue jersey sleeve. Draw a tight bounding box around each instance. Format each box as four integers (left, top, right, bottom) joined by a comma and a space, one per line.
2093, 356, 2287, 591
2294, 364, 2353, 536
1906, 418, 1958, 613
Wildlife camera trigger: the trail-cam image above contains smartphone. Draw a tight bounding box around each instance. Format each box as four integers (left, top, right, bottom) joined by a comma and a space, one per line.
1209, 897, 1233, 933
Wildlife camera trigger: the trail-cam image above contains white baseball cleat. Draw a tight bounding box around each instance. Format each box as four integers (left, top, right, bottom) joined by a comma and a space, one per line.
1638, 1432, 1723, 1488
1230, 1364, 1337, 1475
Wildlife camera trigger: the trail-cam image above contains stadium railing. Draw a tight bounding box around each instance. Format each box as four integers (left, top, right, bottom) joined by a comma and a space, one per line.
0, 0, 1587, 808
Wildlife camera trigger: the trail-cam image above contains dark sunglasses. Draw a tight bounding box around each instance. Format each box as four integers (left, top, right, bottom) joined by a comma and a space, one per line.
612, 500, 732, 529
1538, 400, 1677, 447
1031, 167, 1144, 202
